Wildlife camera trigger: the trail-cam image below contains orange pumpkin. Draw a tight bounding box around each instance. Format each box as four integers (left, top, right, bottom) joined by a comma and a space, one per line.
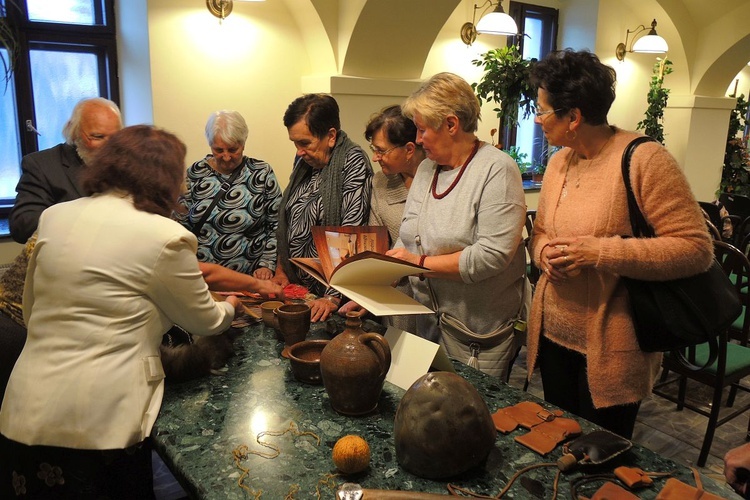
332, 435, 370, 474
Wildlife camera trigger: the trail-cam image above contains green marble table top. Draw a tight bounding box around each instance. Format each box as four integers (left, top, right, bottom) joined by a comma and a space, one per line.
152, 318, 736, 499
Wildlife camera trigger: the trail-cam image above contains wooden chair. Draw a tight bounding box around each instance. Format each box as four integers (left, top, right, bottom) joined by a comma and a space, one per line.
651, 240, 750, 467
698, 201, 723, 230
524, 210, 540, 286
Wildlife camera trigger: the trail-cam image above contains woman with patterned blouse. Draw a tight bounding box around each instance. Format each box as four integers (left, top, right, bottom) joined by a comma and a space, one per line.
176, 110, 282, 279
274, 94, 373, 322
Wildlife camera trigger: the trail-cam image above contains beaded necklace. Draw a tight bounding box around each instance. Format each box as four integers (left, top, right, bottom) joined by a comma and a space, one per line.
431, 139, 480, 200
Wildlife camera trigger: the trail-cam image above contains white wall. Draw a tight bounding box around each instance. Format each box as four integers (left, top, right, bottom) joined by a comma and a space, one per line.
147, 0, 311, 185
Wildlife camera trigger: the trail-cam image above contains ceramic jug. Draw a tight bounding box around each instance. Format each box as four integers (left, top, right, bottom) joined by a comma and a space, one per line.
320, 312, 391, 416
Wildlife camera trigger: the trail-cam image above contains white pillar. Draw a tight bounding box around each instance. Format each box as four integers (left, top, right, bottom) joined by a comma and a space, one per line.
663, 95, 736, 202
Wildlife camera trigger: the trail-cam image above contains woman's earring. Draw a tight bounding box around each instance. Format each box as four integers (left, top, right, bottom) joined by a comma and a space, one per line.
565, 129, 578, 141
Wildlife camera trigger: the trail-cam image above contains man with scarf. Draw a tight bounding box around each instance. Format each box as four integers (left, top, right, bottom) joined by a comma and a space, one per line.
274, 94, 373, 322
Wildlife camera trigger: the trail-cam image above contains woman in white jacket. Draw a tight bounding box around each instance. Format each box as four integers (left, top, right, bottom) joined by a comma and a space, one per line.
0, 125, 242, 499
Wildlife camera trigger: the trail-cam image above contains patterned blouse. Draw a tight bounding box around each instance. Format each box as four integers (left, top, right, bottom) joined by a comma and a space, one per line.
176, 156, 282, 274
284, 148, 372, 296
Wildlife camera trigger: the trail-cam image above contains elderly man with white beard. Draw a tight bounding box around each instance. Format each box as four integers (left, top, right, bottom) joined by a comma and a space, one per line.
9, 97, 123, 244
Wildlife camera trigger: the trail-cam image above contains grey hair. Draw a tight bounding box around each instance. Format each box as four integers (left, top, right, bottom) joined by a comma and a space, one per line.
63, 97, 122, 145
205, 110, 249, 147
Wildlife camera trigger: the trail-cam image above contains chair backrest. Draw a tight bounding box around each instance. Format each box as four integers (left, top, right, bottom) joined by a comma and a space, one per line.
698, 201, 722, 229
714, 240, 750, 345
524, 210, 540, 285
704, 218, 722, 241
720, 192, 750, 221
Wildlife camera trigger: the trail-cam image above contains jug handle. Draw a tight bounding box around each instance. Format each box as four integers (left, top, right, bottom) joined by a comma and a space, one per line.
359, 333, 392, 378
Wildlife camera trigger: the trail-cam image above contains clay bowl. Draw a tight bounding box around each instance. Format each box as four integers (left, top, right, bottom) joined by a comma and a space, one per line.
287, 339, 328, 384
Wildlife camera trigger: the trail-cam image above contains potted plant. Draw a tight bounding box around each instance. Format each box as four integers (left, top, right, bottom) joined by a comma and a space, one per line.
0, 0, 20, 89
531, 162, 546, 183
472, 42, 535, 149
506, 145, 532, 179
719, 93, 750, 197
636, 57, 673, 144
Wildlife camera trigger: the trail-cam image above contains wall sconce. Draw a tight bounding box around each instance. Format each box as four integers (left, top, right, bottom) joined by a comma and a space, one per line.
460, 0, 518, 46
615, 19, 669, 61
206, 0, 233, 21
206, 0, 264, 22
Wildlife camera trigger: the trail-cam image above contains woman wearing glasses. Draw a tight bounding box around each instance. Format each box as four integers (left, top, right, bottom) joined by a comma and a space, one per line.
339, 105, 426, 332
526, 49, 712, 438
386, 73, 529, 379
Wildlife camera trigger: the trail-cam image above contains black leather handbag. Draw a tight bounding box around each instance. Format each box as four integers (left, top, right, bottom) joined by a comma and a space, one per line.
620, 137, 742, 370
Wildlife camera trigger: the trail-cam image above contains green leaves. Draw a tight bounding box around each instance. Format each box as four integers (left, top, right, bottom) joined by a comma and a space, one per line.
0, 0, 21, 91
636, 57, 673, 144
471, 44, 535, 138
720, 94, 750, 196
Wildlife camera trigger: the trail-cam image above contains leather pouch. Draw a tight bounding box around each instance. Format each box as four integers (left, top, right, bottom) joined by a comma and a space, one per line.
492, 401, 581, 455
558, 429, 632, 471
492, 401, 562, 433
514, 417, 582, 455
614, 466, 653, 488
655, 477, 724, 500
591, 481, 639, 500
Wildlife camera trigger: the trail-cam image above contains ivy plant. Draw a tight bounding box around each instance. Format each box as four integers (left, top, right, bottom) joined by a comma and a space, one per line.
719, 93, 750, 197
636, 57, 673, 144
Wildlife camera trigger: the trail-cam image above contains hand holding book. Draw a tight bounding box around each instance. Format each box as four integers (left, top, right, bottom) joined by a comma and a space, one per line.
289, 226, 432, 316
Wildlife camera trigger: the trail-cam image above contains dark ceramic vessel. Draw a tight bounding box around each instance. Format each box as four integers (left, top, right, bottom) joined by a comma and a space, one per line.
393, 371, 497, 479
287, 339, 328, 384
319, 313, 391, 416
275, 303, 310, 357
260, 300, 284, 340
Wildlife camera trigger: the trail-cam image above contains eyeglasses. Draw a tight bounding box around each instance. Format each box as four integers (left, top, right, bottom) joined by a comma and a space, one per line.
369, 144, 402, 157
533, 107, 562, 119
81, 130, 108, 143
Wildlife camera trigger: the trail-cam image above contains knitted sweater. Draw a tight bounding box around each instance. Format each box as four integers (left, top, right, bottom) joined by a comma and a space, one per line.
528, 128, 713, 408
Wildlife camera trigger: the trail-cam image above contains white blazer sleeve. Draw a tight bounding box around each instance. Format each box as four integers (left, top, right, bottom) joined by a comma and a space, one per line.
147, 233, 234, 335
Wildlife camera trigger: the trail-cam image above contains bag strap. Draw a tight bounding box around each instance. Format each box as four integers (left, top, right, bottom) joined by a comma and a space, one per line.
191, 160, 248, 236
620, 137, 718, 371
620, 136, 657, 238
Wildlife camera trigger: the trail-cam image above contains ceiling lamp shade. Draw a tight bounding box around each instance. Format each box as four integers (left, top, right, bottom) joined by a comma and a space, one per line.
616, 19, 669, 61
460, 1, 518, 46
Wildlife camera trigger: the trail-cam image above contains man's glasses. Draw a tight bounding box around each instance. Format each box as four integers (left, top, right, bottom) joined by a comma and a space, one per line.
369, 144, 402, 157
82, 130, 108, 143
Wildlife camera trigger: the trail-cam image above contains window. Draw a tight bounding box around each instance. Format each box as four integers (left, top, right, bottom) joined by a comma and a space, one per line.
508, 2, 558, 170
0, 0, 118, 213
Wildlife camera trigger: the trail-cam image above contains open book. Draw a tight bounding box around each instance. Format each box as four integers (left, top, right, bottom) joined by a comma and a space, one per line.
290, 226, 433, 316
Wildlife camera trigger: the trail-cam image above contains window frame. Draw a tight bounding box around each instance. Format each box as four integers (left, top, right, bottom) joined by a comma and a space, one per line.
1, 0, 118, 214
507, 2, 558, 167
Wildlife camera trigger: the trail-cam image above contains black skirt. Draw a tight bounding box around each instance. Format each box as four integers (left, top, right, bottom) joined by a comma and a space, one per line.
0, 433, 155, 499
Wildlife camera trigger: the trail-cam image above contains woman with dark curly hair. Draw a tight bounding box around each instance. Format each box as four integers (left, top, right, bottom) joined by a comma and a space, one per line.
527, 49, 712, 438
0, 125, 243, 499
